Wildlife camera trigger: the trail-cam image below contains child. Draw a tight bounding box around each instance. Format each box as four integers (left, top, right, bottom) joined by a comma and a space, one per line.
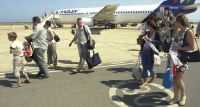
8, 32, 30, 87
47, 34, 58, 67
46, 21, 59, 68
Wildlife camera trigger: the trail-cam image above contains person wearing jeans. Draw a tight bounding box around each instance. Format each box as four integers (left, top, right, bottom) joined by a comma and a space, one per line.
69, 18, 92, 72
31, 17, 52, 78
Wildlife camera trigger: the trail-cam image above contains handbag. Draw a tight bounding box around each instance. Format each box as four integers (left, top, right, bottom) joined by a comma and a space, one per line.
83, 26, 95, 50
86, 50, 102, 69
154, 54, 161, 65
132, 53, 143, 81
53, 31, 60, 42
179, 38, 200, 62
23, 42, 33, 62
132, 65, 143, 81
162, 68, 173, 89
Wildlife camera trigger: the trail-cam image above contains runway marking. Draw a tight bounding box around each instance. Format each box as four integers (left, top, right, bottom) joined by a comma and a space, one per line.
121, 86, 151, 95
96, 62, 134, 69
109, 87, 129, 107
109, 83, 179, 107
0, 62, 135, 78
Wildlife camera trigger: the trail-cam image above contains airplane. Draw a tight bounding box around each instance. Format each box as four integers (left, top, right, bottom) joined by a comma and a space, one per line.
45, 0, 200, 28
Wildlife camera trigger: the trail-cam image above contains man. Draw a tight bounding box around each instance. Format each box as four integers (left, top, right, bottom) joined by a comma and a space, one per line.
69, 18, 92, 72
31, 17, 52, 78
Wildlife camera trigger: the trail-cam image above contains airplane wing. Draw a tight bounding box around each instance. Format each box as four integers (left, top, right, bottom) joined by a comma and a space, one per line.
93, 4, 118, 22
184, 3, 200, 9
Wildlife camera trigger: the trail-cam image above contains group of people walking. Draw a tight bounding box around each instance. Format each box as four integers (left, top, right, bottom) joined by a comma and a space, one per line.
137, 7, 197, 106
8, 17, 95, 87
7, 7, 199, 106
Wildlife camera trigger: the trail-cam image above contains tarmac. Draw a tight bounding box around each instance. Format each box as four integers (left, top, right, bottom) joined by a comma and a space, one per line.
0, 24, 200, 107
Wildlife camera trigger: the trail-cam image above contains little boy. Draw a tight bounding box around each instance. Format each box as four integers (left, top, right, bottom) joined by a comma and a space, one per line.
8, 32, 30, 87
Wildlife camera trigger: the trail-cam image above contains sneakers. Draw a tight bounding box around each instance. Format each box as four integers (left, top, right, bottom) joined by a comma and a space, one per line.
178, 96, 187, 106
169, 96, 187, 106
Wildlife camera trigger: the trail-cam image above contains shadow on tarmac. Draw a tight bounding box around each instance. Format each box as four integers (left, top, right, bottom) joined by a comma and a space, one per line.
107, 67, 132, 73
0, 79, 16, 88
101, 79, 170, 107
58, 60, 79, 65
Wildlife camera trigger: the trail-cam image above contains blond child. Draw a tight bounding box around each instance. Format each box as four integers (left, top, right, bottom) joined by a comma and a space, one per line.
8, 32, 30, 87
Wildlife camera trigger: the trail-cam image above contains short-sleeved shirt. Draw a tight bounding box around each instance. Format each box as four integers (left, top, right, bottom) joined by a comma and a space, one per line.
10, 40, 24, 57
75, 25, 91, 45
31, 24, 49, 50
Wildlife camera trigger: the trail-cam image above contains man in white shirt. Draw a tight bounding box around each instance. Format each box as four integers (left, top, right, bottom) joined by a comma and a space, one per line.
69, 18, 92, 72
31, 17, 52, 78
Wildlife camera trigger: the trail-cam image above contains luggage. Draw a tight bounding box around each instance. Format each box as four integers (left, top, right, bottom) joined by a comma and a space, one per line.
23, 42, 33, 62
162, 68, 173, 89
132, 65, 143, 81
132, 53, 143, 81
86, 50, 102, 69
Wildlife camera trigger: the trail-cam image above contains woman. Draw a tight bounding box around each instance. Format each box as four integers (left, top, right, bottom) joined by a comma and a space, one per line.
140, 20, 161, 87
170, 14, 195, 106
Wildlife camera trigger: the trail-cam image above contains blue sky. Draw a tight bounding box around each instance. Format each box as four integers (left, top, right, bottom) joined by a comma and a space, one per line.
0, 0, 199, 22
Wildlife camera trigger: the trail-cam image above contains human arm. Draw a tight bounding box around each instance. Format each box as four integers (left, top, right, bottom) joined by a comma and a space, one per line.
69, 32, 78, 47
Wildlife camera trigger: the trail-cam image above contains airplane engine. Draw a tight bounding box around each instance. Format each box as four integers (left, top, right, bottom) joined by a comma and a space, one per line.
81, 17, 94, 26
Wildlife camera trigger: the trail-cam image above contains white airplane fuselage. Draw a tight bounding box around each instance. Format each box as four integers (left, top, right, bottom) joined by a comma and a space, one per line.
53, 4, 160, 26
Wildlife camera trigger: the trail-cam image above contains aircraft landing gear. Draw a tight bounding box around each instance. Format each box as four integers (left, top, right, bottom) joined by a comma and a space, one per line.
105, 23, 117, 29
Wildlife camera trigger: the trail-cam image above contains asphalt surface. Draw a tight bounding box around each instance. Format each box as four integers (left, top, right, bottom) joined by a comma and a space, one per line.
0, 62, 199, 107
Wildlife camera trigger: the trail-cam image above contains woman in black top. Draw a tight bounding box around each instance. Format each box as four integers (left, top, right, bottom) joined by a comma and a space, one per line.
171, 14, 195, 106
